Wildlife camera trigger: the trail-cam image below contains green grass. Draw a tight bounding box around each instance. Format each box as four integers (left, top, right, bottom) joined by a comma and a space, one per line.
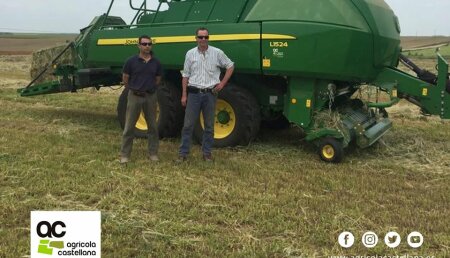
0, 87, 449, 257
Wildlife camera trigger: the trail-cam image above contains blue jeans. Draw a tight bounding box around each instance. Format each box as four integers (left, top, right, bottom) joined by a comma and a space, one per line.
179, 92, 216, 156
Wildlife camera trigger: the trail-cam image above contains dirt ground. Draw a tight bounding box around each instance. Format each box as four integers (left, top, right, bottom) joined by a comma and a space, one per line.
0, 35, 76, 55
401, 36, 450, 49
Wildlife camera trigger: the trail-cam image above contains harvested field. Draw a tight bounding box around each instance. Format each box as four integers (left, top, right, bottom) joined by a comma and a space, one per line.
401, 36, 450, 49
0, 34, 76, 55
0, 33, 77, 84
0, 55, 31, 92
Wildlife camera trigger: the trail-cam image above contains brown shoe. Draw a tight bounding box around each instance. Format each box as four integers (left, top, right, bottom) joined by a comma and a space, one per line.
119, 156, 129, 164
175, 155, 187, 163
203, 154, 213, 162
149, 155, 159, 162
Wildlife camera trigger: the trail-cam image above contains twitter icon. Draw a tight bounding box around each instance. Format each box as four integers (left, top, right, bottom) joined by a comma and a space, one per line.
385, 231, 401, 248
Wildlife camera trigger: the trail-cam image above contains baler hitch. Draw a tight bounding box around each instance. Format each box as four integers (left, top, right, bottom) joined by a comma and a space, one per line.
399, 54, 437, 84
399, 53, 450, 93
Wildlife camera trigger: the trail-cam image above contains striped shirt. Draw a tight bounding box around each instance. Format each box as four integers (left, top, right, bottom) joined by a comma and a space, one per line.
182, 46, 234, 89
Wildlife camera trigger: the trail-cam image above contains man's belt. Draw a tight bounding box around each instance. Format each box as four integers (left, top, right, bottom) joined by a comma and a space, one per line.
131, 89, 156, 97
187, 86, 214, 94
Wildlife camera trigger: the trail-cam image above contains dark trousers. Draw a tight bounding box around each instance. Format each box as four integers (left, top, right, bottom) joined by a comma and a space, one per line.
120, 90, 159, 158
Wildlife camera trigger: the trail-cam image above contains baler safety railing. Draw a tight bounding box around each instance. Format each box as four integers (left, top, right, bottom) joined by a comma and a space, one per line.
100, 0, 233, 30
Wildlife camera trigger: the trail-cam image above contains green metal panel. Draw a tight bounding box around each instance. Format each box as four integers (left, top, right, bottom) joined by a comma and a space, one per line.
139, 0, 250, 24
232, 74, 285, 118
350, 0, 401, 68
435, 54, 449, 119
283, 77, 317, 128
138, 12, 161, 24
373, 66, 450, 118
248, 0, 401, 73
261, 22, 374, 81
238, 0, 258, 22
209, 0, 248, 22
359, 118, 392, 148
18, 81, 62, 97
86, 23, 261, 72
86, 29, 140, 68
206, 24, 261, 72
252, 0, 378, 81
245, 0, 369, 30
161, 1, 193, 22
74, 15, 127, 68
305, 128, 344, 143
186, 0, 215, 22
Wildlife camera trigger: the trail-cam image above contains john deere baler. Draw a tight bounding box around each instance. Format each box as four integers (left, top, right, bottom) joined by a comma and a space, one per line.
19, 0, 450, 162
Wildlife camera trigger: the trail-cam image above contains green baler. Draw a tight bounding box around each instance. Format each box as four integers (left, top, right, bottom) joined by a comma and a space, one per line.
19, 0, 450, 162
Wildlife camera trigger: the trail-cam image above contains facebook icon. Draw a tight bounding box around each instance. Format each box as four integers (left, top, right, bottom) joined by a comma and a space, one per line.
338, 232, 355, 248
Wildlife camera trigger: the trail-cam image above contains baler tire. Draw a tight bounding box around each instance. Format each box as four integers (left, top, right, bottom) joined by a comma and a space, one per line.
350, 99, 364, 109
157, 81, 184, 138
117, 88, 147, 138
117, 83, 184, 139
379, 107, 389, 118
318, 137, 344, 163
261, 114, 290, 129
193, 85, 260, 147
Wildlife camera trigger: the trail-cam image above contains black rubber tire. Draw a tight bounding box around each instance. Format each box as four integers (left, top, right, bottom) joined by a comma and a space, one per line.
261, 114, 290, 129
350, 98, 364, 109
318, 137, 344, 163
117, 81, 184, 138
157, 80, 184, 138
379, 107, 389, 118
193, 85, 261, 147
117, 88, 147, 138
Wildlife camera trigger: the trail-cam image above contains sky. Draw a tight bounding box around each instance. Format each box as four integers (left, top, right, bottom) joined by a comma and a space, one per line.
0, 0, 449, 36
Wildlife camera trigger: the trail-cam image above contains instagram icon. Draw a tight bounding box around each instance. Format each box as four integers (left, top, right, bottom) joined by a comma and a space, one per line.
362, 231, 378, 248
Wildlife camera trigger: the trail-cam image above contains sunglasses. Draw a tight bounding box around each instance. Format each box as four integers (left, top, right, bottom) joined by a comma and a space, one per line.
140, 42, 152, 46
196, 36, 209, 40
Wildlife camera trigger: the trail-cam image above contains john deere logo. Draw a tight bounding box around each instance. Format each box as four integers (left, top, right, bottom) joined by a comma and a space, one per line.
37, 221, 66, 255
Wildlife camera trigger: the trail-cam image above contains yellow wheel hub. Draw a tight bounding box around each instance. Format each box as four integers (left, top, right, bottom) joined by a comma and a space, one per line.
200, 99, 236, 139
135, 105, 160, 130
322, 144, 335, 160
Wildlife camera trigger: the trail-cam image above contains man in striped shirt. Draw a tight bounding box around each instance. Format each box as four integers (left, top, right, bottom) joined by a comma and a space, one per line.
178, 27, 234, 162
